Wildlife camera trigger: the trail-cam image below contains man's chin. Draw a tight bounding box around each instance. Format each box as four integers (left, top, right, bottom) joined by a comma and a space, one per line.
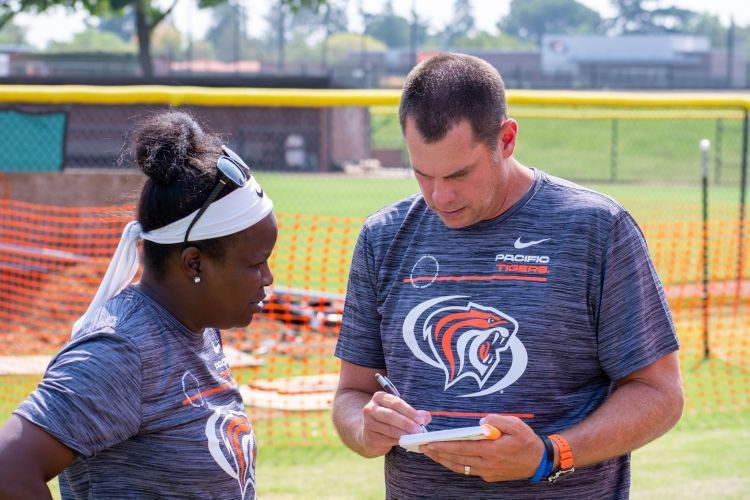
433, 207, 470, 228
439, 216, 472, 229
438, 214, 472, 229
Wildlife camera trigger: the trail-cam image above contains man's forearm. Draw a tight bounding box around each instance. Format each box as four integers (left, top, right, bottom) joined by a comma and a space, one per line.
561, 355, 683, 468
332, 388, 379, 458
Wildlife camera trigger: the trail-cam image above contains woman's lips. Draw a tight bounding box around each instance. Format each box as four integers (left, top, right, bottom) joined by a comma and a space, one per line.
249, 297, 266, 313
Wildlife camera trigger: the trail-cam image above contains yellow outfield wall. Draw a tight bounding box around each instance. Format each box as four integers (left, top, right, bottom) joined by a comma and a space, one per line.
0, 85, 749, 110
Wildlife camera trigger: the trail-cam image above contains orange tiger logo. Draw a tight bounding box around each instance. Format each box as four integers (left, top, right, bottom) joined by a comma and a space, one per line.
403, 296, 527, 397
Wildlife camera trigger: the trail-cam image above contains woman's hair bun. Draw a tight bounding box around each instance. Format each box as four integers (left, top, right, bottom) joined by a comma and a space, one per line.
134, 111, 204, 185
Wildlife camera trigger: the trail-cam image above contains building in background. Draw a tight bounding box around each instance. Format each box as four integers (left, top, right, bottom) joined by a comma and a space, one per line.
541, 34, 746, 89
331, 34, 746, 90
1, 34, 746, 90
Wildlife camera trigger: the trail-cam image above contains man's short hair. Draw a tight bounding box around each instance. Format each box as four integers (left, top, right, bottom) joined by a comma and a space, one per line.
399, 53, 507, 150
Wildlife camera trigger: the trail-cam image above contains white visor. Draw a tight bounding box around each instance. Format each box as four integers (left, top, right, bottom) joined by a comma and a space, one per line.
72, 177, 273, 335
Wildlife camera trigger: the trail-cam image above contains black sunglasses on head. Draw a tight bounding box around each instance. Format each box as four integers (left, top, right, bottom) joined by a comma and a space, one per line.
183, 145, 252, 243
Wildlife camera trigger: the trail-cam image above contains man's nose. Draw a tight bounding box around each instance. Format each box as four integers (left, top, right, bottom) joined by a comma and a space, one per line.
432, 179, 456, 207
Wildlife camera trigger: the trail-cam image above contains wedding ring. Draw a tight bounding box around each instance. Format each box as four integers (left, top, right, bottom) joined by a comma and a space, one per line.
463, 465, 471, 476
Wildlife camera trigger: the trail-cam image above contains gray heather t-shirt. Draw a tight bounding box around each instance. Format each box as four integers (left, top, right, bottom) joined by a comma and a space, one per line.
16, 286, 257, 499
335, 169, 678, 499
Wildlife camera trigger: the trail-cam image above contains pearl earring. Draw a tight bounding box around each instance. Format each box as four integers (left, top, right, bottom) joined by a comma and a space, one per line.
193, 276, 201, 284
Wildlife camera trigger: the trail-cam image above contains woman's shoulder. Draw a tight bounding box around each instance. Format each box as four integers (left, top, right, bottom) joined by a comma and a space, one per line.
72, 286, 154, 341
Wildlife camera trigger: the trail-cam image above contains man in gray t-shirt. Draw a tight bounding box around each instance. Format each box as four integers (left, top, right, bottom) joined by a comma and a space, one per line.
333, 53, 683, 499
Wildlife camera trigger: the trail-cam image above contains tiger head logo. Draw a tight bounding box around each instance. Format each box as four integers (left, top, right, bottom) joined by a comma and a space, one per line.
182, 372, 256, 499
403, 296, 527, 397
206, 407, 257, 499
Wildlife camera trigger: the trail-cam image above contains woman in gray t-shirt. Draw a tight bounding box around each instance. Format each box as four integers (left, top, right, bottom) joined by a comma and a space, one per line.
0, 111, 277, 499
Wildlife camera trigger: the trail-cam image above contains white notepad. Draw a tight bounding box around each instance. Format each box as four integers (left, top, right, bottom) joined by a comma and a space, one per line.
399, 424, 502, 453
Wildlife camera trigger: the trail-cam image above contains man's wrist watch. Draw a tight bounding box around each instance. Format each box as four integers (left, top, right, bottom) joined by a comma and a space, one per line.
546, 433, 575, 482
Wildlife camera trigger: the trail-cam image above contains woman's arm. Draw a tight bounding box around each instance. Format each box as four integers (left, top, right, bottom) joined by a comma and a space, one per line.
0, 414, 75, 499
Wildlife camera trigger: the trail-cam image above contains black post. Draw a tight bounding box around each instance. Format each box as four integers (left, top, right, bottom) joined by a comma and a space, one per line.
409, 0, 418, 69
714, 119, 723, 184
359, 2, 368, 88
321, 4, 331, 69
232, 0, 240, 73
187, 0, 194, 72
277, 0, 285, 74
610, 119, 618, 182
727, 17, 735, 88
700, 139, 710, 360
737, 110, 749, 307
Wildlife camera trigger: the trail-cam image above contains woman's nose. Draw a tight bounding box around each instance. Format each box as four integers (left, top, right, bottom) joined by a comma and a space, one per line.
261, 262, 274, 287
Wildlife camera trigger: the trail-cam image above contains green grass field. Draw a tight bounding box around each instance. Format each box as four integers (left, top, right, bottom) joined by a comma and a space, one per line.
370, 108, 746, 185
5, 391, 747, 499
14, 413, 750, 500
253, 407, 750, 499
256, 170, 743, 222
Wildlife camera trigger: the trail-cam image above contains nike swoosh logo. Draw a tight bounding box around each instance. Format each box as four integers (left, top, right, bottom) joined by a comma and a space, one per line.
256, 188, 264, 198
514, 237, 550, 249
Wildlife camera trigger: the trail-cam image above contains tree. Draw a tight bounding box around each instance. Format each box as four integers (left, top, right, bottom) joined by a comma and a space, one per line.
319, 1, 348, 66
607, 0, 697, 34
151, 22, 183, 62
0, 0, 198, 76
364, 1, 427, 49
0, 19, 27, 46
206, 1, 249, 63
678, 13, 727, 47
325, 32, 386, 64
450, 30, 535, 50
320, 1, 348, 35
126, 0, 217, 77
443, 0, 475, 48
98, 7, 135, 43
46, 27, 134, 53
181, 38, 215, 62
0, 0, 327, 77
499, 0, 602, 45
260, 0, 344, 69
263, 1, 294, 69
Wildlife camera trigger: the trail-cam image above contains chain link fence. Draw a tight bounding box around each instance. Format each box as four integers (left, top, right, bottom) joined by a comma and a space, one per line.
0, 87, 748, 445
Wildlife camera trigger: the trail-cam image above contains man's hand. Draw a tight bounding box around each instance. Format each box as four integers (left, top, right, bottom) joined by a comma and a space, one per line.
420, 415, 543, 482
358, 391, 431, 456
333, 361, 431, 458
421, 352, 683, 481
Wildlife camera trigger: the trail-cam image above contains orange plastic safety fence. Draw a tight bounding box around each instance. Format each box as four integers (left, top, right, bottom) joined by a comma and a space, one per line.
1, 201, 749, 446
643, 219, 750, 416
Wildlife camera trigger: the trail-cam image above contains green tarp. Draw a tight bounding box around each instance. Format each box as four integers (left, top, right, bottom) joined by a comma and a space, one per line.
0, 110, 66, 172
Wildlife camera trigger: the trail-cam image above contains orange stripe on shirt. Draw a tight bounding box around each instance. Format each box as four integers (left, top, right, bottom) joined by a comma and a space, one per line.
182, 382, 235, 405
429, 411, 535, 419
405, 275, 547, 283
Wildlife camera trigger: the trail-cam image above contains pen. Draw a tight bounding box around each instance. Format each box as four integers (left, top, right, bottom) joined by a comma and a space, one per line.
375, 372, 401, 397
375, 373, 428, 432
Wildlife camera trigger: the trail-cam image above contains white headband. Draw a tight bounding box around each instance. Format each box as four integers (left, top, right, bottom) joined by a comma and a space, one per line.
72, 177, 273, 335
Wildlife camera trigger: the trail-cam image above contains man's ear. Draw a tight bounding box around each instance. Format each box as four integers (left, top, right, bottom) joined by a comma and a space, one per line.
497, 119, 518, 159
180, 246, 202, 282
